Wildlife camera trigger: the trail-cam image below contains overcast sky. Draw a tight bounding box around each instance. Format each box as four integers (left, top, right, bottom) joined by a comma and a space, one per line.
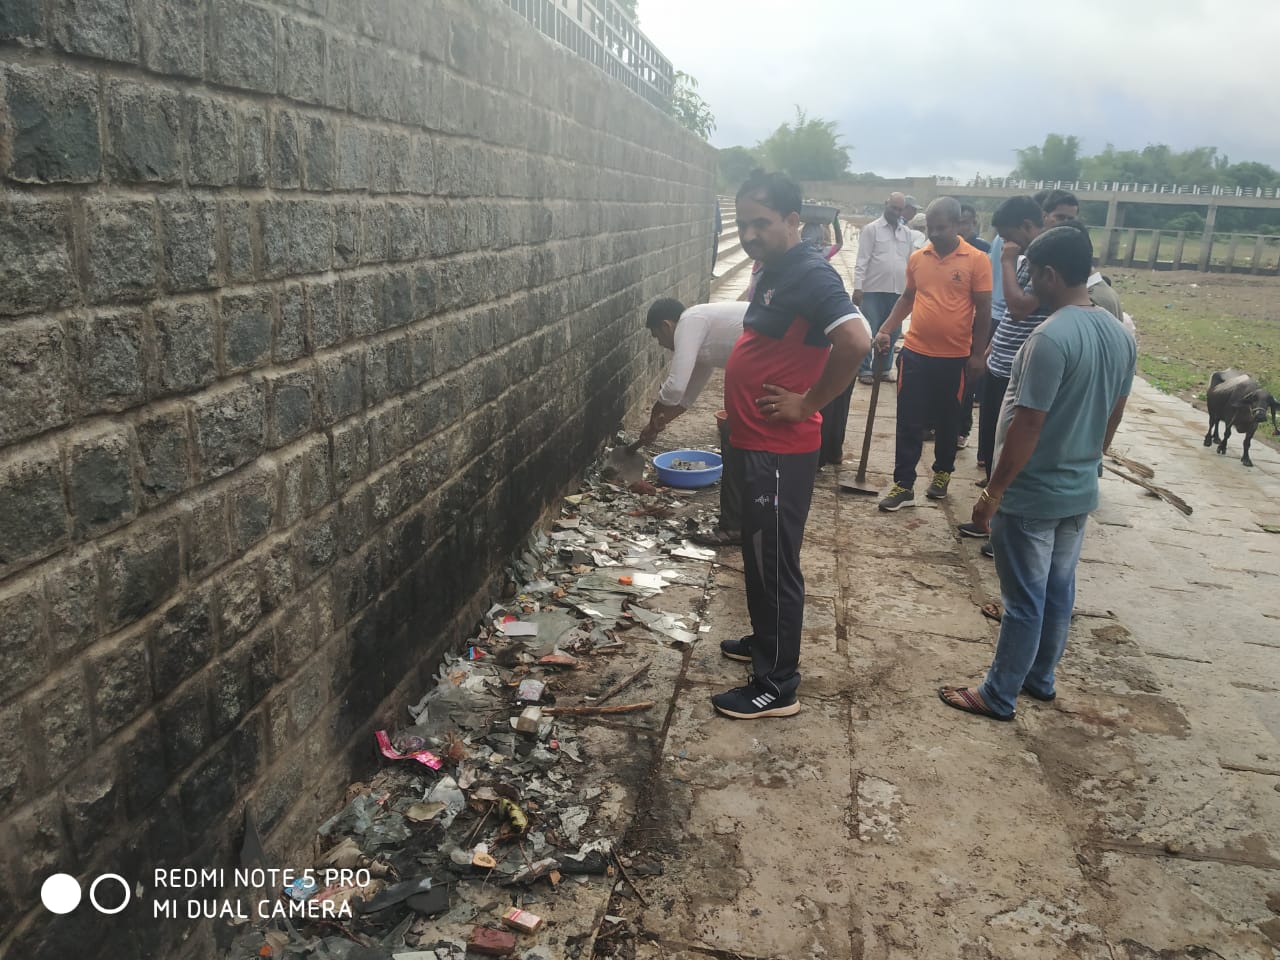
636, 0, 1280, 179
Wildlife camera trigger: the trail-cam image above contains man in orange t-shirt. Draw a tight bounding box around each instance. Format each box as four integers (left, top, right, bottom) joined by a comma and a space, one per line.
872, 197, 993, 511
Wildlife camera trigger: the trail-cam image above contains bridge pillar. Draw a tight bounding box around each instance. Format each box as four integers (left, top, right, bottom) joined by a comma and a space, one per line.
1198, 204, 1218, 272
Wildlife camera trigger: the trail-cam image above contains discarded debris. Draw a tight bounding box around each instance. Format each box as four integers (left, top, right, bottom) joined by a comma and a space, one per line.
500, 907, 543, 933
594, 661, 651, 705
467, 925, 517, 956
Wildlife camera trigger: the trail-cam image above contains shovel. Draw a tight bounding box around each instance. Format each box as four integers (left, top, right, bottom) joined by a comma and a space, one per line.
840, 348, 887, 496
605, 438, 646, 485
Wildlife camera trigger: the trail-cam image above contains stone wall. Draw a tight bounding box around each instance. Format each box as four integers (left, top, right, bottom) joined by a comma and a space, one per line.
0, 0, 713, 953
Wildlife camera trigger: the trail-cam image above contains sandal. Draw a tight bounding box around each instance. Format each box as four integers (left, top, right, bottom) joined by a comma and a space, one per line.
980, 602, 1002, 622
938, 686, 1014, 722
690, 528, 741, 547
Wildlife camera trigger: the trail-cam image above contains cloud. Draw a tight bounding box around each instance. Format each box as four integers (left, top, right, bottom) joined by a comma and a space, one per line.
637, 0, 1280, 176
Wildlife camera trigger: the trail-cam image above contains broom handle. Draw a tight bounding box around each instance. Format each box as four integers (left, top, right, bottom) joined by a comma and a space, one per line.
853, 349, 885, 483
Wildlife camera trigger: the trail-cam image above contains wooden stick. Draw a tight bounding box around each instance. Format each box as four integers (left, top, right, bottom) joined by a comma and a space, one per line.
1106, 452, 1155, 479
543, 701, 654, 716
611, 842, 649, 908
595, 661, 651, 706
1103, 464, 1192, 516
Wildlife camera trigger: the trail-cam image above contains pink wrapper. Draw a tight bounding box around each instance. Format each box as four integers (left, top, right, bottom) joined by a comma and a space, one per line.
375, 729, 443, 770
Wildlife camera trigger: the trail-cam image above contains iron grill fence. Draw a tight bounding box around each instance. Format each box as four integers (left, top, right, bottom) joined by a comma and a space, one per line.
502, 0, 674, 110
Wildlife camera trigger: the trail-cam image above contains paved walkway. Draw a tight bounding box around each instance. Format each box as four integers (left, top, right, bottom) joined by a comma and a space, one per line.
611, 242, 1280, 958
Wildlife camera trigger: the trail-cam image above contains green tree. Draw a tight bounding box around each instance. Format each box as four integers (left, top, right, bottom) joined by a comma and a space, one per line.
667, 71, 715, 140
614, 0, 639, 22
1012, 133, 1083, 181
717, 146, 759, 189
756, 109, 850, 181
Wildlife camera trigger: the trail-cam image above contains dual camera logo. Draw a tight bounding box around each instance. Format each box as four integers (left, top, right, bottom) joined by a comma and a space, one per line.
40, 873, 131, 915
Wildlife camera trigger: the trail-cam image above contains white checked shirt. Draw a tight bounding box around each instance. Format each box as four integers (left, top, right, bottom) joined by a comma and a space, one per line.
853, 216, 912, 294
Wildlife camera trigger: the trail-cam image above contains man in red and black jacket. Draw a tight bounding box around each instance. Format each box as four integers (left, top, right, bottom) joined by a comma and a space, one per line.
715, 171, 871, 720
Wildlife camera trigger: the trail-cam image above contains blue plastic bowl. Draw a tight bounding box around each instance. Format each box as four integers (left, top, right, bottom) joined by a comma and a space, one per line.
652, 449, 723, 489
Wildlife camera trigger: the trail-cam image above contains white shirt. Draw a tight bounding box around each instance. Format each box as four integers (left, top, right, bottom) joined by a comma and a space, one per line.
657, 301, 747, 407
853, 216, 912, 294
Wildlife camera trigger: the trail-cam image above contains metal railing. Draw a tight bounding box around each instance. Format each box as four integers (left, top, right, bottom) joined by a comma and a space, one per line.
939, 177, 1280, 199
502, 0, 674, 110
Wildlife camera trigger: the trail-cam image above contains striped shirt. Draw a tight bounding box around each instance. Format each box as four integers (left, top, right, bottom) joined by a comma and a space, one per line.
987, 257, 1051, 379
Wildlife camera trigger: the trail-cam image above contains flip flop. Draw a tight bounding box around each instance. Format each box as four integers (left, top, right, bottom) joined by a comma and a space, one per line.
690, 529, 741, 547
938, 686, 1014, 722
980, 602, 1002, 622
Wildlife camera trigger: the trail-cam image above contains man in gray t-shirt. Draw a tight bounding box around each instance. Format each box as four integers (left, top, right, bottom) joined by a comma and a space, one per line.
939, 225, 1136, 722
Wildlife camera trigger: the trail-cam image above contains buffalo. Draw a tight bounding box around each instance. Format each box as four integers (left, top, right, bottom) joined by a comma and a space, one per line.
1203, 368, 1279, 467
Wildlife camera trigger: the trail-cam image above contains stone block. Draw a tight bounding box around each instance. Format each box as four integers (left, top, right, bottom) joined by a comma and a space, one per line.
279, 16, 324, 103
409, 327, 434, 384
185, 94, 237, 186
149, 592, 213, 696
219, 198, 256, 282
49, 0, 140, 63
288, 199, 332, 273
0, 701, 31, 810
219, 289, 274, 373
269, 108, 300, 189
84, 197, 158, 302
323, 34, 354, 111
305, 278, 339, 349
0, 0, 40, 40
1, 63, 101, 183
214, 560, 262, 647
330, 419, 368, 490
116, 715, 167, 815
133, 406, 189, 510
260, 539, 293, 612
28, 668, 91, 785
178, 742, 234, 836
341, 273, 382, 337
414, 263, 438, 317
88, 631, 152, 738
384, 268, 413, 328
208, 0, 276, 93
360, 201, 389, 264
0, 581, 44, 704
68, 424, 137, 538
98, 517, 181, 631
181, 487, 229, 578
302, 435, 331, 511
140, 0, 204, 76
153, 300, 216, 394
301, 114, 336, 190
157, 675, 209, 771
228, 463, 275, 551
63, 759, 121, 861
368, 130, 391, 193
0, 442, 68, 576
239, 104, 268, 186
44, 549, 98, 657
333, 200, 360, 268
159, 196, 217, 292
297, 510, 336, 581
192, 379, 266, 479
388, 132, 411, 193
68, 308, 147, 412
0, 196, 76, 318
337, 121, 368, 190
0, 316, 70, 446
211, 628, 274, 736
267, 366, 315, 447
105, 79, 181, 182
4, 799, 75, 907
276, 283, 307, 362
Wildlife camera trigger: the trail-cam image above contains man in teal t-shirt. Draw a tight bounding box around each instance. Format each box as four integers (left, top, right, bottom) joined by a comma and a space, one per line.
939, 224, 1136, 722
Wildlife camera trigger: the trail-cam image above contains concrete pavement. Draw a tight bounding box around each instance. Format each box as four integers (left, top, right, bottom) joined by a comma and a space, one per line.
606, 241, 1280, 958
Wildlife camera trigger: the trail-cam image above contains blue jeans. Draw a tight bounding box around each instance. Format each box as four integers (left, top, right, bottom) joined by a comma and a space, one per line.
858, 291, 900, 376
979, 511, 1088, 716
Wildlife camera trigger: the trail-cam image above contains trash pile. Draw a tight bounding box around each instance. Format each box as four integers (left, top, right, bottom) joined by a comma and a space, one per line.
225, 443, 722, 960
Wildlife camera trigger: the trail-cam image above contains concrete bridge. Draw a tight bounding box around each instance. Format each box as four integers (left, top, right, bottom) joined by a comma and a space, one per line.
805, 177, 1280, 272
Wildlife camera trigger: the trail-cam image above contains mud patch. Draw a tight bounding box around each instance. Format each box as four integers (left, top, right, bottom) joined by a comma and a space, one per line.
855, 774, 904, 843
1059, 692, 1191, 739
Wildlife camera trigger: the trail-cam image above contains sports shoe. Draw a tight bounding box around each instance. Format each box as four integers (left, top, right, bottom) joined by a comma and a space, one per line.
981, 541, 995, 559
720, 635, 753, 662
957, 521, 988, 538
926, 470, 951, 500
858, 373, 875, 385
878, 484, 915, 511
884, 366, 898, 382
712, 677, 800, 720
957, 434, 969, 449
